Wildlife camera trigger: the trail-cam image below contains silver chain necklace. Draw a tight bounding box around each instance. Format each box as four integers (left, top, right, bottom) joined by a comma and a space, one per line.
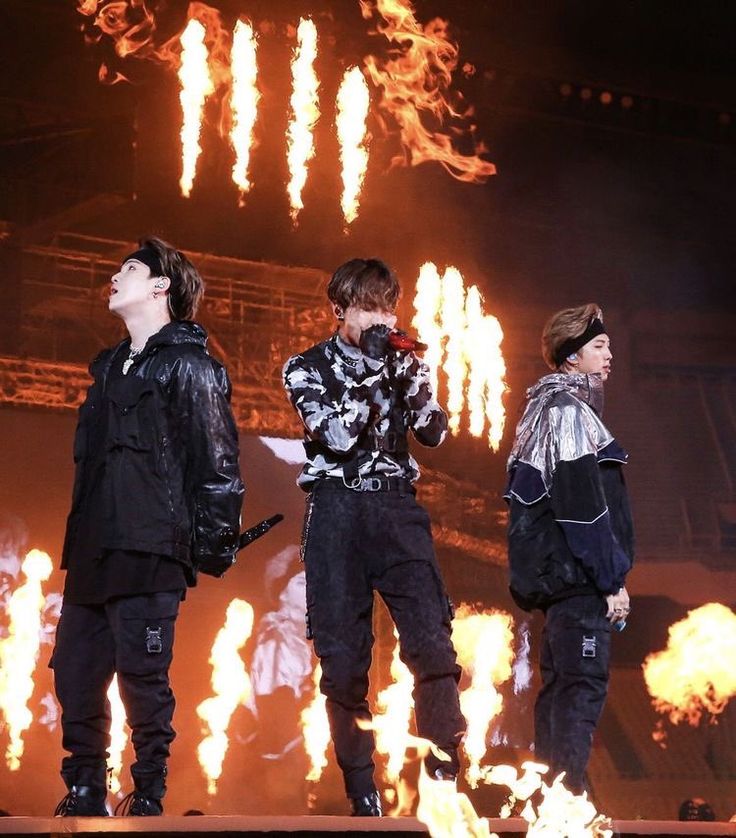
122, 345, 143, 376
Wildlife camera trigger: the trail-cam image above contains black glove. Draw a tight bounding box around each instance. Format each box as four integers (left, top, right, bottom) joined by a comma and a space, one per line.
197, 554, 236, 578
359, 323, 392, 360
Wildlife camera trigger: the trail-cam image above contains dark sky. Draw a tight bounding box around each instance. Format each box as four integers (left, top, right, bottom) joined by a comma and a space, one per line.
1, 0, 735, 311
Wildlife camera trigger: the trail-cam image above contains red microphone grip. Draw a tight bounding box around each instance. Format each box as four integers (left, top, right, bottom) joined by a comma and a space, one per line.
387, 330, 428, 353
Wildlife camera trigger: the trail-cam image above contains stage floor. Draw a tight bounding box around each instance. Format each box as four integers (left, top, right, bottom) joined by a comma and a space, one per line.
0, 816, 734, 837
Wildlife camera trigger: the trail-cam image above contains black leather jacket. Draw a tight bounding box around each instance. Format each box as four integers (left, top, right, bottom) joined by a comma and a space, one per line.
61, 321, 244, 580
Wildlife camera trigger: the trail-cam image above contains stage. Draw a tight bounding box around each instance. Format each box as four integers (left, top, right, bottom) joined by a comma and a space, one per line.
0, 816, 734, 838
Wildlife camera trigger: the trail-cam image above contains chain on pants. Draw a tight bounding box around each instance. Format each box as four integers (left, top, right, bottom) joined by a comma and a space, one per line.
302, 483, 465, 798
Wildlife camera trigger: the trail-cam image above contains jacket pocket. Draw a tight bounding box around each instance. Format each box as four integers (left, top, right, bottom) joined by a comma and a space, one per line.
107, 378, 157, 452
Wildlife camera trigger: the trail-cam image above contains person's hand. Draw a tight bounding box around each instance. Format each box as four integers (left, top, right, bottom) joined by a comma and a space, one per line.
341, 306, 397, 346
605, 586, 630, 624
197, 554, 236, 578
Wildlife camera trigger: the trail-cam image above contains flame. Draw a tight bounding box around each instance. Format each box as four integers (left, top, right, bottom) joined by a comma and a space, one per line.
300, 663, 330, 782
336, 66, 371, 226
286, 18, 320, 223
178, 17, 215, 197
417, 763, 492, 837
373, 630, 415, 786
360, 0, 495, 182
106, 675, 130, 795
229, 19, 260, 202
0, 549, 53, 770
412, 262, 507, 450
642, 602, 736, 726
452, 605, 515, 787
196, 599, 254, 795
484, 761, 612, 838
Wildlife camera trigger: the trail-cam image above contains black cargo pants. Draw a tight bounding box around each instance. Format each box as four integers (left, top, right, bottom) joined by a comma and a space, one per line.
301, 480, 465, 798
534, 594, 611, 794
51, 591, 182, 790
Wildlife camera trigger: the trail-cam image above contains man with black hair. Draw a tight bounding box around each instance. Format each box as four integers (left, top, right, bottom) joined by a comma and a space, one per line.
283, 258, 465, 817
52, 237, 244, 816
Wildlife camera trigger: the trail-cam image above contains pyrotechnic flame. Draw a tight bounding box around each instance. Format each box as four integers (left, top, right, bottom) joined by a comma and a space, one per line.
452, 605, 515, 787
0, 549, 52, 770
179, 17, 215, 197
230, 19, 260, 202
106, 675, 130, 795
484, 761, 612, 838
300, 663, 330, 782
196, 599, 254, 795
286, 18, 320, 223
642, 602, 736, 726
412, 262, 507, 450
336, 66, 371, 226
417, 763, 492, 837
373, 631, 415, 785
360, 0, 495, 182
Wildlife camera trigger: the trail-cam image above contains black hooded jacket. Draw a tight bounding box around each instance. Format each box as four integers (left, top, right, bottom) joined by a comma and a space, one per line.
61, 321, 244, 580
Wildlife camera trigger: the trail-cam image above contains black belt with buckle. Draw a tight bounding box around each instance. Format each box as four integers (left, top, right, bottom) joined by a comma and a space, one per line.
318, 476, 415, 493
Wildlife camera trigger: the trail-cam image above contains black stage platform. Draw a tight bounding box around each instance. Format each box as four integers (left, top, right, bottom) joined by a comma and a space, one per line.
0, 817, 734, 838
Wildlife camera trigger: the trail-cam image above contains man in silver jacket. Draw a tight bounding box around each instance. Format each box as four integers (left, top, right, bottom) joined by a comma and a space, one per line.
505, 303, 634, 794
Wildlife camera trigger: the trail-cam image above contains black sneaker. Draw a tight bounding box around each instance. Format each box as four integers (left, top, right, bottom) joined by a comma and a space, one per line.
54, 786, 108, 817
114, 791, 164, 816
349, 791, 382, 816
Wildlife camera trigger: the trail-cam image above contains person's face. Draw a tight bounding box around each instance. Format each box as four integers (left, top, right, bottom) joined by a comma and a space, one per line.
335, 303, 397, 346
576, 333, 612, 380
109, 259, 155, 318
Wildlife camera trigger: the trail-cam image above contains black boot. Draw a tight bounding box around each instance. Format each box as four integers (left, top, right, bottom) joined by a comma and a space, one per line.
350, 791, 382, 816
116, 766, 166, 816
55, 764, 108, 816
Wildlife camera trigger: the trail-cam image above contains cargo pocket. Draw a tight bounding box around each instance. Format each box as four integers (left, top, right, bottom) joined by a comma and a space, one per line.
116, 595, 180, 677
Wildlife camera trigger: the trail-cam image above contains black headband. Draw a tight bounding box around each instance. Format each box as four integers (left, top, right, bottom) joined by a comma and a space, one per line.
554, 317, 607, 367
121, 248, 164, 278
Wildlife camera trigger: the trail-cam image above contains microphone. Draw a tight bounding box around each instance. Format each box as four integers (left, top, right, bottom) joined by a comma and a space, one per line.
237, 514, 284, 552
387, 329, 428, 353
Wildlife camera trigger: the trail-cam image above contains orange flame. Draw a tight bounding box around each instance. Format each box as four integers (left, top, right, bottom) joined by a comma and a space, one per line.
412, 262, 507, 450
452, 605, 515, 787
286, 18, 320, 223
336, 66, 371, 226
373, 630, 415, 786
0, 549, 53, 770
106, 675, 130, 795
196, 599, 254, 795
229, 19, 260, 202
300, 662, 331, 782
178, 16, 215, 197
484, 762, 612, 837
416, 763, 491, 837
642, 602, 736, 726
360, 0, 495, 182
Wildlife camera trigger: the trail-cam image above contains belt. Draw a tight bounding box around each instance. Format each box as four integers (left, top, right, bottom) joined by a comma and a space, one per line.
318, 476, 415, 493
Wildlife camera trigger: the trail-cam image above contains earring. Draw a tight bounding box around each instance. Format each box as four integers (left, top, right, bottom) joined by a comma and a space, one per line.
336, 307, 345, 321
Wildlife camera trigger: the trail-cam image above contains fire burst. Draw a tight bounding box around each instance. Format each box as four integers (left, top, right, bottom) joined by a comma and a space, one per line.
642, 602, 736, 726
373, 631, 415, 787
0, 549, 53, 770
300, 663, 330, 782
106, 675, 129, 795
286, 17, 320, 223
230, 19, 260, 202
412, 262, 507, 450
196, 599, 254, 795
361, 0, 495, 182
336, 66, 371, 226
178, 17, 215, 197
452, 605, 515, 787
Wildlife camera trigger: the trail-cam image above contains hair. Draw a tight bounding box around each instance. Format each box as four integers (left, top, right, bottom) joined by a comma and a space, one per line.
327, 258, 400, 312
541, 303, 603, 370
139, 236, 204, 321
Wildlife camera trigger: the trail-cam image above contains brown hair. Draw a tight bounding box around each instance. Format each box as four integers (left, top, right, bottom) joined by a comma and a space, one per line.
541, 303, 603, 370
139, 236, 204, 321
327, 258, 400, 312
